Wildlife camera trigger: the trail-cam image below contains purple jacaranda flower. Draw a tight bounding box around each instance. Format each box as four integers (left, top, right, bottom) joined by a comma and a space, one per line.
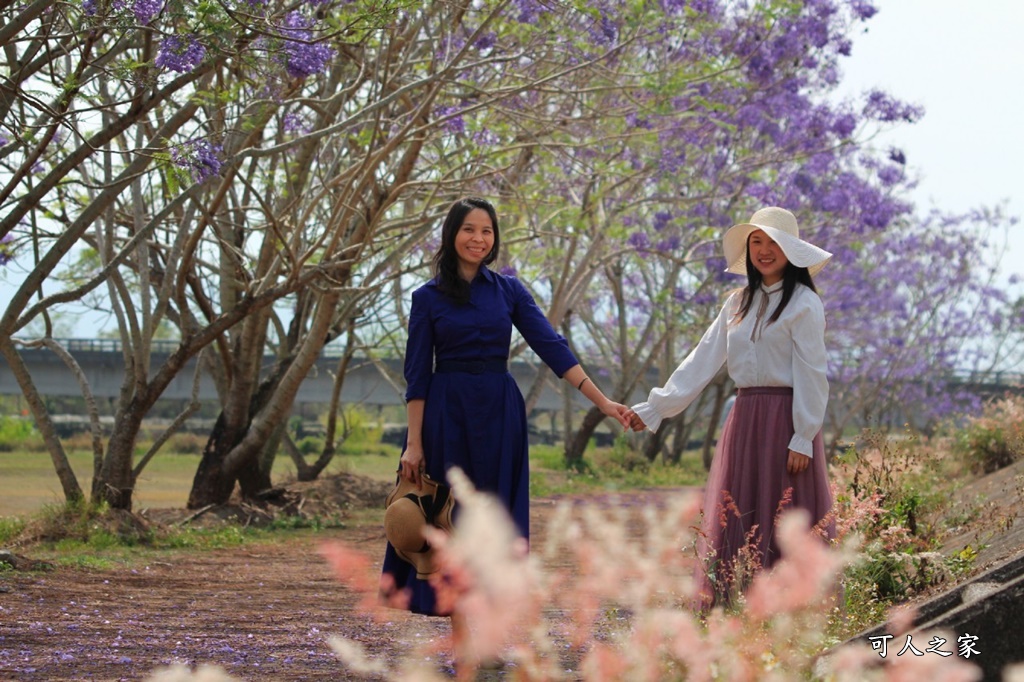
111, 0, 162, 24
283, 112, 311, 135
591, 13, 618, 45
833, 112, 857, 138
132, 0, 162, 24
794, 172, 816, 194
850, 0, 878, 20
697, 290, 720, 306
625, 112, 651, 129
82, 0, 98, 16
888, 148, 906, 165
155, 34, 206, 73
172, 139, 223, 183
652, 211, 673, 232
863, 89, 923, 123
472, 129, 500, 147
434, 105, 466, 134
655, 236, 681, 252
513, 0, 544, 24
627, 231, 650, 250
474, 31, 497, 50
659, 0, 688, 14
877, 165, 903, 187
499, 265, 517, 277
280, 11, 335, 79
0, 234, 14, 267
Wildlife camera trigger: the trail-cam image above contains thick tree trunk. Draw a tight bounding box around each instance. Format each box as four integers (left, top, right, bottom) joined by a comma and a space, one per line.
97, 404, 146, 510
186, 360, 290, 508
222, 292, 341, 478
187, 414, 240, 508
236, 418, 288, 498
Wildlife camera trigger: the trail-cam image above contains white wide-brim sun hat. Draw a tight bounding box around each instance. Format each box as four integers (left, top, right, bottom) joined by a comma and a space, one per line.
722, 206, 832, 276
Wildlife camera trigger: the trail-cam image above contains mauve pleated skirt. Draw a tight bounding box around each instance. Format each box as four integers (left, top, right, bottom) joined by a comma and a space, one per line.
694, 386, 835, 608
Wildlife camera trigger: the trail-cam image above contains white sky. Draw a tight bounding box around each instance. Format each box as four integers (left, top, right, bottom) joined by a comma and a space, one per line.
833, 0, 1024, 288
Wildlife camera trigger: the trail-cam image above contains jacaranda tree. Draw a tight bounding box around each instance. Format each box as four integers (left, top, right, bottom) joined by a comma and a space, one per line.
1, 0, 1019, 507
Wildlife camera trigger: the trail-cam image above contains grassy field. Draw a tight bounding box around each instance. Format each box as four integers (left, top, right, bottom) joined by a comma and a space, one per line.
0, 447, 403, 517
0, 438, 707, 519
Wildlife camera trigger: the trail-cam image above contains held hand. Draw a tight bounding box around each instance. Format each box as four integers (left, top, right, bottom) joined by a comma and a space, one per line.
627, 411, 647, 432
600, 401, 632, 430
786, 449, 810, 474
399, 447, 426, 487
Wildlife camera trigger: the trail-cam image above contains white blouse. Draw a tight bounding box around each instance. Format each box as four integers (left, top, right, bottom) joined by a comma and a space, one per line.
631, 281, 829, 457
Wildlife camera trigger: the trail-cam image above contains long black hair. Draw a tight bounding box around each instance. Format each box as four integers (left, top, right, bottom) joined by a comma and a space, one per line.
432, 197, 500, 304
734, 238, 817, 325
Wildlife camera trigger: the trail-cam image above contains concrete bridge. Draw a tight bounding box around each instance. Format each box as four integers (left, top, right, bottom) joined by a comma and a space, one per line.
0, 338, 600, 413
0, 339, 1019, 426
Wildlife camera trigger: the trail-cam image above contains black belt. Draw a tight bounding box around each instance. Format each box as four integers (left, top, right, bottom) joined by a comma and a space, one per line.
435, 359, 508, 374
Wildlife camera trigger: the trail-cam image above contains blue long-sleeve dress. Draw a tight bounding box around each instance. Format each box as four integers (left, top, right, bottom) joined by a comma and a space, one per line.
380, 267, 578, 616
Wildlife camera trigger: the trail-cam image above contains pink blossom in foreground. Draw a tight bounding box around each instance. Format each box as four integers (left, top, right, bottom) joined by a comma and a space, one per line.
316, 470, 983, 681
745, 510, 846, 619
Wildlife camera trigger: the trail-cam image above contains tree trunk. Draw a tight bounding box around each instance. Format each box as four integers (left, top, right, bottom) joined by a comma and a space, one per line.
564, 406, 605, 470
666, 416, 690, 466
0, 339, 83, 504
702, 382, 731, 471
237, 450, 274, 499
221, 291, 341, 483
187, 414, 240, 508
642, 419, 671, 463
283, 433, 336, 482
97, 403, 146, 510
186, 356, 292, 508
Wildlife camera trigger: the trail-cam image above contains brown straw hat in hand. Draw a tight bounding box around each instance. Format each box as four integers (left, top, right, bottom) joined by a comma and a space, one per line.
384, 474, 454, 579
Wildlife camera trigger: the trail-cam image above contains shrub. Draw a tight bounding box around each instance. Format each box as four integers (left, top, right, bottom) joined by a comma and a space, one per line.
0, 516, 26, 545
165, 431, 207, 455
0, 415, 45, 452
296, 435, 325, 455
823, 429, 970, 632
951, 395, 1024, 474
24, 499, 151, 546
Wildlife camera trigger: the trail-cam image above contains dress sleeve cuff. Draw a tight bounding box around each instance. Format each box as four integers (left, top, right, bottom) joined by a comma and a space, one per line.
631, 402, 663, 434
788, 434, 814, 458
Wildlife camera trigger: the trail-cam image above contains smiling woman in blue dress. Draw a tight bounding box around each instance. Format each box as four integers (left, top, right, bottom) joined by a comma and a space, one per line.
380, 197, 631, 621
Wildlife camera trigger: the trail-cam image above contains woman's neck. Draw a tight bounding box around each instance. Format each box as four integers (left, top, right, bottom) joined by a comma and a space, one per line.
458, 262, 480, 282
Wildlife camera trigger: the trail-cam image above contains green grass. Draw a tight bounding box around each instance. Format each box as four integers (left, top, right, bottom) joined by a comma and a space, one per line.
0, 439, 403, 518
0, 436, 705, 518
0, 516, 25, 544
529, 441, 707, 497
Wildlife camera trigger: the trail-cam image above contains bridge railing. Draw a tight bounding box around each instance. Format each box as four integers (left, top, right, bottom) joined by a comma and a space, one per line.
40, 338, 358, 358
947, 368, 1024, 386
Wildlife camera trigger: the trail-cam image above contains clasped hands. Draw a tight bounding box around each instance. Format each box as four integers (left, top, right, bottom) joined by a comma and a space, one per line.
605, 405, 648, 432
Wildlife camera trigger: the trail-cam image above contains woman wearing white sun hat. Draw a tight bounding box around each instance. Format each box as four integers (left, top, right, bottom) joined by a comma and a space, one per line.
628, 206, 836, 609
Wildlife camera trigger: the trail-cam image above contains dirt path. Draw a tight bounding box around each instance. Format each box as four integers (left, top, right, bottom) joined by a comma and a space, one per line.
0, 488, 686, 682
